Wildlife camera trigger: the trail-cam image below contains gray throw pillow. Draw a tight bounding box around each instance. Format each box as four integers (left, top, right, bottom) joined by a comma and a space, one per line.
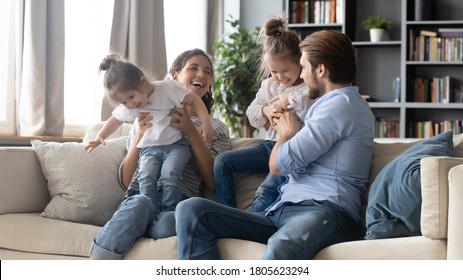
31, 137, 127, 226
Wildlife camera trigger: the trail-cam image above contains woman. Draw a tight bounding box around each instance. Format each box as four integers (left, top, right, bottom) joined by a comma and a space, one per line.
89, 49, 230, 260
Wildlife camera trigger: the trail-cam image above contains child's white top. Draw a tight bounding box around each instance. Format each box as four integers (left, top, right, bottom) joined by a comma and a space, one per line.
246, 77, 315, 141
112, 79, 188, 148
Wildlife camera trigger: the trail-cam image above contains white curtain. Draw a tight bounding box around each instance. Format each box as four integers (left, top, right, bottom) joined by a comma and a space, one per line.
102, 0, 167, 120
18, 0, 65, 136
207, 0, 223, 55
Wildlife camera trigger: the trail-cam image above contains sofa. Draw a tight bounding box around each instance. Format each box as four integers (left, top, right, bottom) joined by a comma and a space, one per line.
1, 123, 463, 260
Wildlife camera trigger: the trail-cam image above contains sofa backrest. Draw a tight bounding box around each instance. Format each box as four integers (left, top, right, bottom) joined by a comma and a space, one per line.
0, 147, 50, 214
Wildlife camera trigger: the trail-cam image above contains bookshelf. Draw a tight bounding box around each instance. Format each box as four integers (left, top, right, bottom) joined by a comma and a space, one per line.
284, 0, 463, 138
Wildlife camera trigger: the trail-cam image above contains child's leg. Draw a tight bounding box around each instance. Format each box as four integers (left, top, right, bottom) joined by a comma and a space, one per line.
136, 147, 163, 212
251, 173, 287, 212
158, 138, 191, 211
214, 140, 275, 207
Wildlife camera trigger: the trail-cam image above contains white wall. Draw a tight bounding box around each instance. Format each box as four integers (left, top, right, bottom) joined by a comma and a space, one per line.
240, 0, 284, 29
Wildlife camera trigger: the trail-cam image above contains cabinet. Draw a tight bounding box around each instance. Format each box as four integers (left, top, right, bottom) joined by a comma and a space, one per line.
285, 0, 463, 138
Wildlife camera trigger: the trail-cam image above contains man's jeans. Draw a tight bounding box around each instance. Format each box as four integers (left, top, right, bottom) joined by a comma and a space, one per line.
214, 140, 285, 211
129, 137, 190, 212
89, 194, 178, 259
175, 197, 359, 260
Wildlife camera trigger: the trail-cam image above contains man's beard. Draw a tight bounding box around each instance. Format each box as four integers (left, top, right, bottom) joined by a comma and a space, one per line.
308, 74, 322, 99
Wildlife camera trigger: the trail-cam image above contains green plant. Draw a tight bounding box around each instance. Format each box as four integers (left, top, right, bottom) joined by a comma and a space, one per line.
212, 17, 261, 137
361, 14, 391, 30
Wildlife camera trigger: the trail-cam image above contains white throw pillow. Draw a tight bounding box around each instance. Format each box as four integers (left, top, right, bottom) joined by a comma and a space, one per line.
31, 137, 127, 226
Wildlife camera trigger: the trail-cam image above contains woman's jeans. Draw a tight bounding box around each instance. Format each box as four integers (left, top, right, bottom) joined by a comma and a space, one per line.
89, 194, 178, 259
129, 137, 190, 212
175, 197, 359, 260
214, 140, 285, 212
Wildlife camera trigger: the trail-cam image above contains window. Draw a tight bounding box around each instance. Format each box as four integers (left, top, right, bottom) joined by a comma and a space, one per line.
0, 0, 208, 137
64, 0, 114, 136
0, 0, 16, 134
164, 0, 207, 68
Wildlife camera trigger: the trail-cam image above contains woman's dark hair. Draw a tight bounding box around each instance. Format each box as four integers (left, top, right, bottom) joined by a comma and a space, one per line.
169, 48, 215, 114
299, 30, 356, 84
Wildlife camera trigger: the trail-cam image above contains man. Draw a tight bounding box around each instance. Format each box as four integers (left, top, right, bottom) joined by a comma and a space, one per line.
175, 30, 375, 260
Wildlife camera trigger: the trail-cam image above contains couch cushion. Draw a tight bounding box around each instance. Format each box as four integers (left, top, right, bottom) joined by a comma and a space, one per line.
365, 131, 454, 239
0, 147, 50, 215
0, 213, 100, 257
31, 138, 127, 226
0, 213, 179, 260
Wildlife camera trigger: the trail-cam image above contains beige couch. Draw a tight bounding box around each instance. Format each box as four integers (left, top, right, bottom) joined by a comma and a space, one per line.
1, 126, 463, 260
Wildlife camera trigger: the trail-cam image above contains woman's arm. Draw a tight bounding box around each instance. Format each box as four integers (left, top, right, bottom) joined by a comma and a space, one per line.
120, 113, 153, 189
170, 107, 215, 191
183, 93, 214, 144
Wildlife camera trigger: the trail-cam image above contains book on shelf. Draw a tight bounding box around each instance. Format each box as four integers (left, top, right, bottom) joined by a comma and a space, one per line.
412, 76, 463, 103
375, 118, 400, 138
409, 29, 463, 61
438, 27, 463, 38
420, 29, 437, 37
289, 0, 339, 24
409, 120, 462, 138
361, 95, 371, 101
393, 77, 400, 102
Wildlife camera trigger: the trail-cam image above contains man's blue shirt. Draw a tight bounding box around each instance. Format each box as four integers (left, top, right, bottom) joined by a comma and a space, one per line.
269, 86, 375, 223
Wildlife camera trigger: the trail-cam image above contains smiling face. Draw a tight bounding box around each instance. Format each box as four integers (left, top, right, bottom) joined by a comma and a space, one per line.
172, 55, 213, 98
266, 54, 302, 87
109, 87, 150, 109
108, 76, 153, 109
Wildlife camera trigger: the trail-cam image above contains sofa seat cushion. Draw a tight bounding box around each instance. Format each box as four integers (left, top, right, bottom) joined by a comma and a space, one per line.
0, 213, 180, 260
313, 236, 447, 260
0, 213, 100, 257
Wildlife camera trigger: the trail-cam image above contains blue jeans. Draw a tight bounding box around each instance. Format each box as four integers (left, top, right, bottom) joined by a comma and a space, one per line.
129, 137, 190, 212
89, 194, 179, 259
175, 197, 359, 260
214, 140, 285, 211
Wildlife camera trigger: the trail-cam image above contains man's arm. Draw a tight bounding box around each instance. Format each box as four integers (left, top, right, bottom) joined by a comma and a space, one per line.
269, 111, 302, 176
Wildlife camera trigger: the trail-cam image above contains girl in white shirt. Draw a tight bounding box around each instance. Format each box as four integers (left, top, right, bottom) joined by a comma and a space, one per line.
86, 54, 213, 213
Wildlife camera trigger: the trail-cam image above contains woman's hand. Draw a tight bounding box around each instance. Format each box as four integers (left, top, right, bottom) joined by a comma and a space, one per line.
199, 122, 214, 144
170, 107, 196, 136
136, 112, 153, 135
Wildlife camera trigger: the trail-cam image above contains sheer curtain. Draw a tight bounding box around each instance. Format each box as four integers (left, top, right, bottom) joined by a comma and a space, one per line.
19, 0, 65, 136
101, 0, 167, 120
0, 0, 17, 135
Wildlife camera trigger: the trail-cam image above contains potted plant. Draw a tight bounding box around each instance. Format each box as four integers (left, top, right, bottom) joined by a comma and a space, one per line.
212, 17, 261, 137
361, 14, 391, 42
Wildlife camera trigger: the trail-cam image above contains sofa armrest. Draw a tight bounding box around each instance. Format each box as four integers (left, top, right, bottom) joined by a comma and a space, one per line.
420, 156, 463, 239
447, 164, 463, 260
0, 147, 50, 214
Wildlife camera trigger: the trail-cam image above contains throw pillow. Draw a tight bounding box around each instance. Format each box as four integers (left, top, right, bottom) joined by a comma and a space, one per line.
31, 137, 127, 226
365, 131, 454, 239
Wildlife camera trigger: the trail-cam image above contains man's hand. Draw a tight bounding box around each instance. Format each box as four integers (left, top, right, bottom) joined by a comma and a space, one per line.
272, 111, 302, 141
